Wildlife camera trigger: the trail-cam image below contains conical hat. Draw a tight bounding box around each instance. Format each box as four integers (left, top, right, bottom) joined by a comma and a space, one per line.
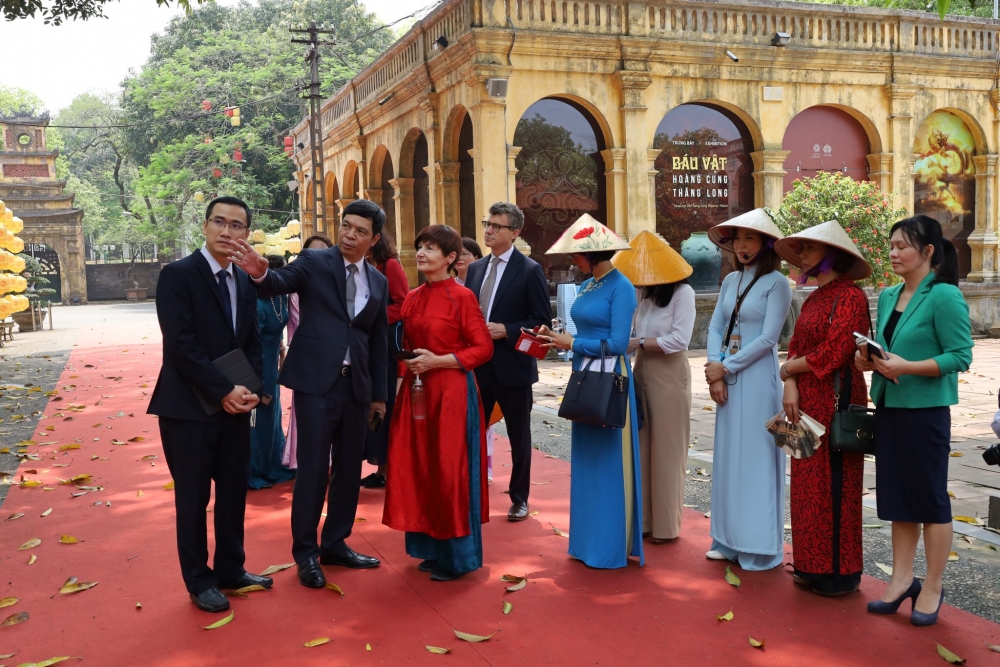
545, 213, 632, 255
773, 220, 873, 281
611, 230, 692, 286
707, 208, 784, 249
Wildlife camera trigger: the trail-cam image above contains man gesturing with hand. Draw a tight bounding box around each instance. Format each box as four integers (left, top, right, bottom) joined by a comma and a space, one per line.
148, 196, 272, 614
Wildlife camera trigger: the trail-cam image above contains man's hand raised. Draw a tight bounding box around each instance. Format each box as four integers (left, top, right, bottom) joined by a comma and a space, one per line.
228, 239, 269, 280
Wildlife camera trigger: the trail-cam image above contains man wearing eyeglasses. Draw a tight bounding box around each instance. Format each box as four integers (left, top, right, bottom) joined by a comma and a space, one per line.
465, 202, 551, 521
149, 196, 271, 614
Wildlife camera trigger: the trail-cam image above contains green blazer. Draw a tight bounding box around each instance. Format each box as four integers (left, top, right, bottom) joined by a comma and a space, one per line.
871, 272, 973, 408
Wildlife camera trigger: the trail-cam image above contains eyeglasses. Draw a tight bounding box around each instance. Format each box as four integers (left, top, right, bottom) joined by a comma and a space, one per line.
481, 220, 515, 233
460, 251, 474, 259
208, 217, 247, 233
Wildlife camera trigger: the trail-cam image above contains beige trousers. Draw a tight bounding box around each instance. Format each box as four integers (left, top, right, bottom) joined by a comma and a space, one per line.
634, 350, 691, 540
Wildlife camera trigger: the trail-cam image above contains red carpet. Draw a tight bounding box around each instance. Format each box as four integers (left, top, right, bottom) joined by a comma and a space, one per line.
1, 343, 999, 666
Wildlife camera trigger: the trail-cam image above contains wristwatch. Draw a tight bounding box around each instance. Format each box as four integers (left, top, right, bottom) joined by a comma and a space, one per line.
639, 338, 645, 351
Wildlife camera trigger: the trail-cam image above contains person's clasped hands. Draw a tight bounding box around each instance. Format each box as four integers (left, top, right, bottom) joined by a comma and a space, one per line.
222, 384, 259, 415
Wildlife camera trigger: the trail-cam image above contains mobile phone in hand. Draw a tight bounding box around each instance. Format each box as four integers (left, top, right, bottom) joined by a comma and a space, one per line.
369, 411, 383, 432
396, 350, 419, 361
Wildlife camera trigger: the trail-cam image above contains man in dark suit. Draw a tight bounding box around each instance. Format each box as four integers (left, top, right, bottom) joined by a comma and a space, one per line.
149, 195, 272, 613
231, 199, 388, 588
465, 201, 551, 521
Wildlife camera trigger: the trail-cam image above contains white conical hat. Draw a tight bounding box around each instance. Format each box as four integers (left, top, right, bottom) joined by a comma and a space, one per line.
707, 208, 784, 250
773, 220, 873, 281
545, 213, 631, 255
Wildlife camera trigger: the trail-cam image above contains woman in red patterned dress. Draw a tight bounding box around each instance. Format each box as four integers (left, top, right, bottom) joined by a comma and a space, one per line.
774, 221, 873, 596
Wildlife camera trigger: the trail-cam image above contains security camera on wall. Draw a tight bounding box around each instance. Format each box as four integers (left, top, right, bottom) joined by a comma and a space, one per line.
485, 78, 508, 98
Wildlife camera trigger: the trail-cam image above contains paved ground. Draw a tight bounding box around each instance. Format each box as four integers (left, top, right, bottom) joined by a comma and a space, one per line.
3, 302, 1000, 629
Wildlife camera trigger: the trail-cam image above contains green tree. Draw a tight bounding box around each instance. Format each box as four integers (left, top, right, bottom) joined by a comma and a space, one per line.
0, 85, 45, 116
1, 0, 206, 25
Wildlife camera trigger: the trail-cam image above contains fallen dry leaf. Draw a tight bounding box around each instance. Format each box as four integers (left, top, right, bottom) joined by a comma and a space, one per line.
950, 452, 964, 457
140, 455, 157, 461
19, 480, 42, 488
0, 597, 17, 609
163, 480, 175, 490
202, 610, 235, 630
936, 643, 965, 664
304, 637, 330, 647
232, 585, 269, 595
425, 646, 451, 654
876, 562, 893, 576
6, 513, 24, 521
59, 535, 79, 544
259, 563, 294, 576
717, 608, 734, 621
550, 523, 569, 537
366, 643, 371, 651
18, 658, 81, 667
748, 636, 765, 649
453, 628, 497, 643
725, 566, 742, 590
58, 581, 98, 595
136, 602, 142, 610
505, 576, 527, 593
354, 517, 366, 522
128, 436, 145, 443
0, 611, 28, 627
57, 444, 80, 451
19, 538, 41, 550
136, 490, 143, 497
28, 554, 37, 564
503, 601, 513, 614
40, 508, 52, 517
986, 642, 1000, 653
325, 583, 344, 598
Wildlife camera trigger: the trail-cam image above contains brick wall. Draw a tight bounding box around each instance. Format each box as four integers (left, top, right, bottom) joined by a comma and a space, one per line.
86, 263, 165, 301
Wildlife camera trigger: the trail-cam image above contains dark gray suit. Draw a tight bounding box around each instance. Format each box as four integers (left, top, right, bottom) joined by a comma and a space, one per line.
254, 245, 388, 562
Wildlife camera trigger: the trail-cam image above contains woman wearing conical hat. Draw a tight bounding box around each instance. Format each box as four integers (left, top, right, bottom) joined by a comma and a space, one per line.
704, 209, 792, 570
612, 231, 695, 544
535, 214, 644, 569
774, 220, 873, 596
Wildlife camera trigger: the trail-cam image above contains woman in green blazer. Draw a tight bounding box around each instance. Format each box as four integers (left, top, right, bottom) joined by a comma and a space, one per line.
856, 215, 973, 627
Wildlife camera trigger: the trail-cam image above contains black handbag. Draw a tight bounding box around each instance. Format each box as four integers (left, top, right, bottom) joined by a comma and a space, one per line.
827, 289, 876, 456
558, 340, 629, 429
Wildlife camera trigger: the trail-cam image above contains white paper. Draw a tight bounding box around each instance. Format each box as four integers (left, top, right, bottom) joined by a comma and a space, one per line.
581, 356, 616, 372
517, 338, 533, 353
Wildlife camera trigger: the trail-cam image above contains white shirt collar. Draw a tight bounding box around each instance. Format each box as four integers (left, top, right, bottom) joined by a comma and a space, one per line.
200, 246, 233, 276
343, 255, 366, 272
491, 245, 516, 263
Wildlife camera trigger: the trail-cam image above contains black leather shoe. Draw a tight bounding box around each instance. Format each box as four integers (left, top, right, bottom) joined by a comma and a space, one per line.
320, 547, 380, 569
218, 571, 273, 590
418, 559, 436, 573
190, 587, 230, 613
297, 557, 327, 588
507, 502, 529, 522
362, 474, 386, 489
430, 567, 465, 582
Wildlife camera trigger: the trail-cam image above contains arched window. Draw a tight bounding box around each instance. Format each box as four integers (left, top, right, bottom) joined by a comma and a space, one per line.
514, 98, 606, 286
782, 106, 871, 191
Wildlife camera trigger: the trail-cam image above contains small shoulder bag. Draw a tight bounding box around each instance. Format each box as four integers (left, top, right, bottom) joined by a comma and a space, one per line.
558, 340, 629, 429
828, 288, 876, 456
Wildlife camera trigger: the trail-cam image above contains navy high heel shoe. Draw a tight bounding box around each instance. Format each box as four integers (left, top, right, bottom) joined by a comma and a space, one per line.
867, 578, 921, 614
911, 588, 945, 626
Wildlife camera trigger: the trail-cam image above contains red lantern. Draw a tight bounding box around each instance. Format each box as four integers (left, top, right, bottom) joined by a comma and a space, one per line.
212, 168, 222, 178
203, 135, 213, 144
201, 99, 212, 111
283, 136, 294, 156
233, 149, 243, 162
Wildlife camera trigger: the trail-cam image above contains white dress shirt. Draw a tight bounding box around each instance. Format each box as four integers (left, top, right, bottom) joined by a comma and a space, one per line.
200, 246, 237, 332
633, 283, 696, 354
482, 245, 515, 321
343, 256, 370, 365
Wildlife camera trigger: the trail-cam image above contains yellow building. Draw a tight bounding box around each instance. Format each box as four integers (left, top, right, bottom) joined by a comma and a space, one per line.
289, 0, 999, 309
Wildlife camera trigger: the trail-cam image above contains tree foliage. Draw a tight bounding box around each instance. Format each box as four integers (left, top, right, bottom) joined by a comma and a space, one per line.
1, 0, 205, 25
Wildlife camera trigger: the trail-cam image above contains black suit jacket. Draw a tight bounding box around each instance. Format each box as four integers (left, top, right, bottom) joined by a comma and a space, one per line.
148, 251, 263, 423
466, 247, 551, 387
254, 245, 388, 404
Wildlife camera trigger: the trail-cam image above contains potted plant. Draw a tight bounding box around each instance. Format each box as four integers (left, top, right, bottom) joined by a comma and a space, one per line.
12, 254, 56, 332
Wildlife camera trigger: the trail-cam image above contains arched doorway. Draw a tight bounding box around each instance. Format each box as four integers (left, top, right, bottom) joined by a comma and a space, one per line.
324, 174, 339, 235
513, 97, 607, 286
652, 102, 755, 288
782, 106, 872, 191
913, 110, 977, 279
411, 133, 430, 233
458, 113, 476, 238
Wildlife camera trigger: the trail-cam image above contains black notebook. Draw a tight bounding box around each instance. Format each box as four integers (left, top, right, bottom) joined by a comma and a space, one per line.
193, 349, 263, 416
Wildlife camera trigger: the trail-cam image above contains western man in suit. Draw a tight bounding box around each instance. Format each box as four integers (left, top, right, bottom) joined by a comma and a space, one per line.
465, 202, 551, 521
230, 199, 389, 588
148, 195, 273, 613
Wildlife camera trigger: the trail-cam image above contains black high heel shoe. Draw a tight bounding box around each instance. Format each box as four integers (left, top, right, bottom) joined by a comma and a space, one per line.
867, 578, 921, 614
911, 588, 945, 626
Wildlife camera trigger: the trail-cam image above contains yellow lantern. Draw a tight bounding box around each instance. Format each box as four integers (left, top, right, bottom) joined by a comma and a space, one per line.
7, 216, 22, 234
284, 238, 302, 254
10, 294, 28, 313
7, 237, 23, 254
286, 220, 301, 236
251, 229, 266, 244
193, 191, 206, 203
11, 275, 26, 293
252, 243, 266, 255
2, 210, 11, 229
0, 200, 6, 216
0, 252, 10, 272
0, 274, 9, 293
0, 297, 11, 320
11, 255, 24, 273
0, 226, 7, 249
278, 226, 290, 240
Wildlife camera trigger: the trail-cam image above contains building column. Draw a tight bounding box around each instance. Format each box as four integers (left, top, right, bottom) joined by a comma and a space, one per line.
56, 234, 87, 305
866, 153, 893, 194
351, 135, 368, 200
506, 146, 522, 209
616, 69, 654, 238
750, 150, 791, 209
884, 84, 918, 213
470, 98, 509, 220
601, 148, 627, 237
969, 154, 999, 283
436, 162, 462, 230
390, 177, 418, 284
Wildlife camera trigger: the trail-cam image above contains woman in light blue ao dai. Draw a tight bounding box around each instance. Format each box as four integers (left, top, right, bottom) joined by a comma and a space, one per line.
704, 210, 792, 570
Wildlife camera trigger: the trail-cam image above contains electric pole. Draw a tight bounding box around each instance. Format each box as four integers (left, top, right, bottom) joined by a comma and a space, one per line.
291, 22, 336, 234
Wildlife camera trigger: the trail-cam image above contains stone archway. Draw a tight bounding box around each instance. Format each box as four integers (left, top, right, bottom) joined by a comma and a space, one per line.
440, 105, 477, 239
393, 129, 431, 284
782, 105, 874, 192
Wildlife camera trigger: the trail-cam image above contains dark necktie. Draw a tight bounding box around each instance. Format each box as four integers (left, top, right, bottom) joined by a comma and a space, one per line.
478, 256, 499, 319
346, 264, 358, 320
217, 270, 234, 332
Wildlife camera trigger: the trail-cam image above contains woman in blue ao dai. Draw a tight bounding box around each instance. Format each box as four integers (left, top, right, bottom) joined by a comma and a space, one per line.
704, 211, 792, 570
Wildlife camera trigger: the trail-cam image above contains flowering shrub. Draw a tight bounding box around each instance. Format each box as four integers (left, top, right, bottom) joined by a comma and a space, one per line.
768, 171, 905, 289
